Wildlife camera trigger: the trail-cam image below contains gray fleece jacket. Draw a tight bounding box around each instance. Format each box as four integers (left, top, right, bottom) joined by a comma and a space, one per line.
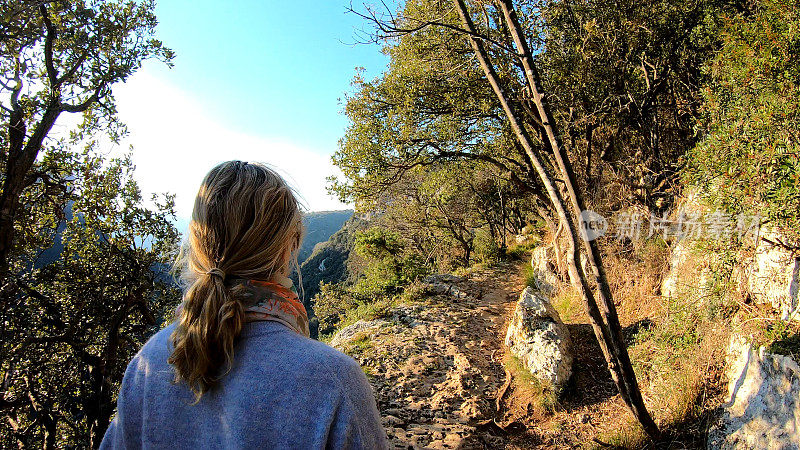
100, 321, 388, 449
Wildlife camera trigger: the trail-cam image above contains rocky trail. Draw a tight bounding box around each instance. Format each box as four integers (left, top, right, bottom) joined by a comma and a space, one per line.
331, 264, 523, 448
330, 260, 636, 449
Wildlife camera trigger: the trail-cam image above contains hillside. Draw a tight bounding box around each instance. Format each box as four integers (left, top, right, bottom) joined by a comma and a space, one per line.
298, 210, 353, 263
294, 215, 368, 319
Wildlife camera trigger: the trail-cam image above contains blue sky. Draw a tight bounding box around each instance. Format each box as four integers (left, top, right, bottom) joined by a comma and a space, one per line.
113, 0, 391, 221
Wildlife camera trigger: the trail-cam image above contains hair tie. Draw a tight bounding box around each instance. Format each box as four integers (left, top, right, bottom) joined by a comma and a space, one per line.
206, 268, 226, 280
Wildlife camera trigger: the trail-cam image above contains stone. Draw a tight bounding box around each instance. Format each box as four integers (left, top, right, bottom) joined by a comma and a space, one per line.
329, 319, 386, 349
383, 415, 405, 427
504, 286, 573, 390
423, 274, 465, 285
661, 192, 799, 320
422, 274, 471, 300
529, 246, 561, 295
744, 229, 800, 321
707, 335, 800, 449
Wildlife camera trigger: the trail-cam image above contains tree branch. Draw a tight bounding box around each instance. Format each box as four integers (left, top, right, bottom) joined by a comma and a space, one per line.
347, 1, 519, 55
39, 4, 59, 89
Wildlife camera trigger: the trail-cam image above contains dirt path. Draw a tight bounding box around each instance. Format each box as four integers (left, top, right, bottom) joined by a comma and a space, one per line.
332, 259, 635, 449
332, 262, 526, 449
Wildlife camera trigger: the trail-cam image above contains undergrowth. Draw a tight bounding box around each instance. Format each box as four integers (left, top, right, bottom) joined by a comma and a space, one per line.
502, 353, 558, 420
598, 237, 732, 448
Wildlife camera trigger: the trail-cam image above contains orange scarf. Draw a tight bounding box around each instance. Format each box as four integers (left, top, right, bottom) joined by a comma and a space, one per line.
232, 279, 310, 338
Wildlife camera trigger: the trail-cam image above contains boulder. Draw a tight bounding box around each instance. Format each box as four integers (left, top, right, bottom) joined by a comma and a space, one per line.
504, 286, 572, 390
421, 274, 471, 300
708, 336, 800, 449
529, 246, 561, 295
744, 229, 799, 321
423, 274, 465, 285
329, 319, 387, 349
661, 237, 716, 303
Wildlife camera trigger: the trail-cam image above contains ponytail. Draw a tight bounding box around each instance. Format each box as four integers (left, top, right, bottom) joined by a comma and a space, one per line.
167, 161, 303, 401
168, 267, 245, 401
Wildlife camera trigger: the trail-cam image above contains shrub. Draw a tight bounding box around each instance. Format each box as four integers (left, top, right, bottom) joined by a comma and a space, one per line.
686, 0, 800, 241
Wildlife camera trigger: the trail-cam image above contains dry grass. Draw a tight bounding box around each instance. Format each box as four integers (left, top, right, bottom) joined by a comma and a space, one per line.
552, 286, 583, 323
502, 353, 559, 421
532, 235, 728, 448
599, 237, 738, 447
603, 237, 671, 323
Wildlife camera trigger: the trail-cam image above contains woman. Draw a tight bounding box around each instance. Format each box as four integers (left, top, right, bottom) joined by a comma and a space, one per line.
101, 161, 387, 449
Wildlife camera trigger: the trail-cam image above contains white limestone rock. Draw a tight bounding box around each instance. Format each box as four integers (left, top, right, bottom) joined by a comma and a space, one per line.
421, 274, 471, 300
744, 229, 800, 321
530, 246, 561, 295
708, 336, 800, 449
330, 319, 387, 349
504, 286, 572, 390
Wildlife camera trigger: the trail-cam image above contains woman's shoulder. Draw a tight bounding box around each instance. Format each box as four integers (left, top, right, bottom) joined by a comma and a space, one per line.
139, 322, 177, 357
240, 322, 365, 381
122, 322, 177, 378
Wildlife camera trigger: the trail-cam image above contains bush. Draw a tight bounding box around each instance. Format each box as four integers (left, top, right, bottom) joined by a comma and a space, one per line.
350, 228, 429, 298
686, 0, 800, 241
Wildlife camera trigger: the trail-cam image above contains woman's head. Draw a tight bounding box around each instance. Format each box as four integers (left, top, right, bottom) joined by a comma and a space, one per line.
169, 161, 303, 399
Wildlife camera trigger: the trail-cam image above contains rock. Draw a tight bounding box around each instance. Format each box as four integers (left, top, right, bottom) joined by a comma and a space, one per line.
384, 408, 403, 417
424, 274, 465, 285
529, 246, 561, 295
383, 415, 405, 427
422, 274, 471, 300
390, 305, 425, 327
661, 192, 799, 320
329, 319, 386, 349
661, 237, 716, 303
504, 286, 573, 390
744, 229, 800, 321
708, 335, 800, 449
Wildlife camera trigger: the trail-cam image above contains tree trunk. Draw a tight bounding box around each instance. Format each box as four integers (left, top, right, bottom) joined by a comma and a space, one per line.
452, 0, 659, 439
495, 0, 659, 438
586, 123, 594, 191
0, 103, 62, 276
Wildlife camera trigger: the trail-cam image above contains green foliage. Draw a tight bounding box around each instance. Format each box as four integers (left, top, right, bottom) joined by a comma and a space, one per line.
765, 322, 800, 358
502, 354, 558, 417
0, 1, 175, 446
687, 0, 800, 241
331, 0, 538, 270
1, 151, 180, 448
552, 287, 583, 324
539, 0, 722, 207
474, 228, 500, 264
351, 227, 429, 298
314, 282, 397, 338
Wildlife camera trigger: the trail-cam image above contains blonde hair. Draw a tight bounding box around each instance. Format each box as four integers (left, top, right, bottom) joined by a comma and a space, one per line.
168, 161, 303, 400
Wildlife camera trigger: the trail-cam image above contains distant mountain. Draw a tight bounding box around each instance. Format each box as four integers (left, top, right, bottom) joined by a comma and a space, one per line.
299, 210, 353, 263
292, 215, 368, 338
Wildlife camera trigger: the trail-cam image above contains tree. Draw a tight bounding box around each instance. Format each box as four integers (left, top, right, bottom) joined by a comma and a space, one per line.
0, 0, 174, 275
539, 0, 721, 207
0, 151, 181, 449
687, 0, 800, 244
335, 0, 671, 437
0, 1, 179, 447
368, 162, 508, 268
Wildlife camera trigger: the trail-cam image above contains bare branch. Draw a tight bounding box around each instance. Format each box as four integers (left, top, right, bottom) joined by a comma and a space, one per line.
347, 1, 519, 55
59, 83, 105, 113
